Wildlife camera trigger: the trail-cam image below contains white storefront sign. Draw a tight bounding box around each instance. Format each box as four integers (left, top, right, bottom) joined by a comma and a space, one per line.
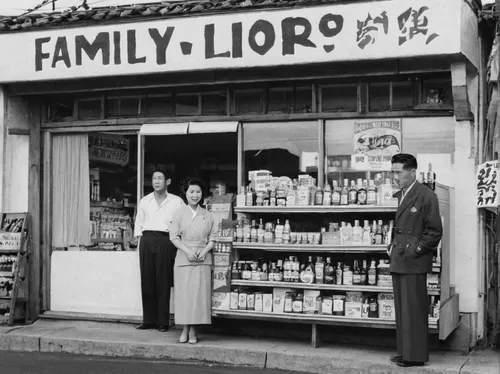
0, 0, 465, 83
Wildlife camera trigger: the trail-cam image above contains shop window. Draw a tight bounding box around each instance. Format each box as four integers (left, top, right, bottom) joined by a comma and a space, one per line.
47, 95, 74, 122
325, 119, 392, 190
418, 77, 453, 109
233, 88, 264, 115
107, 96, 142, 118
78, 97, 102, 120
295, 86, 313, 113
202, 91, 228, 116
321, 83, 357, 112
144, 94, 173, 117
243, 121, 319, 185
268, 86, 294, 114
391, 81, 414, 111
176, 93, 199, 116
369, 82, 390, 112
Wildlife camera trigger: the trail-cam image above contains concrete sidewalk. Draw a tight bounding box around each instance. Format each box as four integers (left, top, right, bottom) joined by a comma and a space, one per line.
0, 320, 498, 373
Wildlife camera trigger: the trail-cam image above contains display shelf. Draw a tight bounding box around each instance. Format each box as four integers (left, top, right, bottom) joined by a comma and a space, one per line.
230, 280, 440, 295
233, 242, 388, 253
90, 201, 125, 209
0, 272, 13, 277
91, 238, 123, 244
212, 309, 438, 331
0, 250, 19, 254
234, 206, 397, 214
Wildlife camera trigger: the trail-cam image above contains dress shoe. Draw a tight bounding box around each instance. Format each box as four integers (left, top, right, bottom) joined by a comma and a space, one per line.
157, 325, 169, 332
396, 361, 425, 368
390, 355, 403, 363
136, 323, 155, 330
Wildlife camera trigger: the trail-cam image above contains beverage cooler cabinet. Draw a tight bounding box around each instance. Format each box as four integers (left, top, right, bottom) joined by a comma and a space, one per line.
211, 172, 458, 348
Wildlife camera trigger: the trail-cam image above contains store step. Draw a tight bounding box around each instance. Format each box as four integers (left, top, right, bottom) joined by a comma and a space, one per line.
212, 309, 439, 332
233, 242, 388, 253
230, 280, 441, 295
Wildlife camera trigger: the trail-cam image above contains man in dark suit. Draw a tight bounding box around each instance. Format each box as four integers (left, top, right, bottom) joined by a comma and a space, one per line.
388, 153, 443, 368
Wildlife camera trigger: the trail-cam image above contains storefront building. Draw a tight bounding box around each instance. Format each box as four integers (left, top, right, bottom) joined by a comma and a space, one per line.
0, 0, 486, 350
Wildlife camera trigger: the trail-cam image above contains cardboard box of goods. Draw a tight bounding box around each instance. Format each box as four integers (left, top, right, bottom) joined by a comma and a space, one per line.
212, 292, 230, 310
379, 184, 398, 206
213, 252, 232, 267
304, 290, 321, 314
213, 266, 231, 292
272, 288, 293, 314
345, 302, 362, 318
263, 293, 273, 312
378, 293, 395, 320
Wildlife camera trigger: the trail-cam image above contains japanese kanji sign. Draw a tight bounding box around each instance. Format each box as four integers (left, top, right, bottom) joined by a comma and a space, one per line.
352, 119, 402, 171
477, 161, 500, 209
89, 134, 130, 166
0, 0, 469, 82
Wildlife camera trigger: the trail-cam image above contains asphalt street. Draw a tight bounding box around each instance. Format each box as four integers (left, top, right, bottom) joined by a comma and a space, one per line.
0, 351, 305, 374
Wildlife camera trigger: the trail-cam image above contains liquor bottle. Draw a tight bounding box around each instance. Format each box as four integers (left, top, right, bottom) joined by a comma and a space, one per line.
300, 257, 315, 284
269, 188, 277, 206
357, 180, 367, 205
245, 185, 254, 206
374, 222, 383, 245
368, 260, 377, 285
250, 220, 258, 243
283, 220, 291, 244
264, 222, 274, 244
348, 180, 358, 205
284, 292, 293, 313
231, 261, 240, 279
257, 219, 265, 243
323, 183, 332, 206
353, 261, 361, 285
314, 187, 324, 206
235, 220, 243, 242
236, 187, 246, 207
427, 163, 436, 191
324, 257, 335, 284
335, 262, 343, 285
315, 256, 324, 284
343, 265, 353, 285
292, 293, 304, 314
362, 220, 371, 245
283, 257, 291, 282
361, 260, 368, 285
332, 180, 341, 206
352, 220, 363, 245
340, 179, 349, 205
367, 179, 377, 205
243, 220, 251, 243
286, 186, 296, 207
293, 257, 301, 283
275, 219, 284, 244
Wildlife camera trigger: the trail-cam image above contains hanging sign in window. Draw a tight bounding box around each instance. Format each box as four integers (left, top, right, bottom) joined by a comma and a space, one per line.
351, 119, 402, 171
477, 160, 500, 209
89, 134, 130, 166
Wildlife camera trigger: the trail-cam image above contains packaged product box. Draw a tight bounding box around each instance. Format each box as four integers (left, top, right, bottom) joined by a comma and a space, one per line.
272, 288, 293, 314
263, 293, 273, 312
212, 292, 230, 310
379, 184, 398, 206
213, 266, 231, 292
427, 273, 440, 290
213, 252, 232, 267
254, 293, 263, 312
378, 293, 395, 320
322, 297, 333, 315
345, 302, 362, 318
303, 290, 321, 314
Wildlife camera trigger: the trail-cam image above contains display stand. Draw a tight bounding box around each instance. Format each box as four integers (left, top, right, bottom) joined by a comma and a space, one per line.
0, 212, 29, 325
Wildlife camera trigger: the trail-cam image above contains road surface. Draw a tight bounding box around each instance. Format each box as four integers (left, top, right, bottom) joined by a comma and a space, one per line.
0, 351, 304, 374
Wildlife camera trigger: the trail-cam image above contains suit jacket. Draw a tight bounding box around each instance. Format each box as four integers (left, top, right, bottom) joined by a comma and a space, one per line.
389, 181, 443, 274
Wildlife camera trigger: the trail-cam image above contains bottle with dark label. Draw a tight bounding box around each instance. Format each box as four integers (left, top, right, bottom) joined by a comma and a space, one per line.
368, 260, 377, 285
357, 179, 367, 205
352, 260, 361, 285
293, 293, 304, 314
323, 183, 332, 206
324, 257, 335, 284
332, 180, 341, 205
367, 179, 377, 205
348, 180, 358, 205
314, 188, 324, 206
231, 261, 240, 280
368, 296, 378, 318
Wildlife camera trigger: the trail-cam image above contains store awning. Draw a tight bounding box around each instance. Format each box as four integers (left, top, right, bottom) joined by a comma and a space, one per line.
188, 122, 239, 134
139, 123, 189, 135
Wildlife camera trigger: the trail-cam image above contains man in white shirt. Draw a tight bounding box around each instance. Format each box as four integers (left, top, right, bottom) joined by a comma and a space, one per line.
134, 171, 184, 332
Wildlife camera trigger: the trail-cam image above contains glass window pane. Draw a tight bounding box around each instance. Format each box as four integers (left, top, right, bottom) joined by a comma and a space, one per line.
421, 78, 453, 107
107, 96, 140, 118
47, 95, 73, 122
369, 82, 390, 112
325, 119, 393, 191
176, 93, 199, 116
392, 81, 414, 111
295, 86, 312, 113
78, 98, 101, 120
145, 94, 173, 117
233, 88, 263, 115
268, 86, 294, 114
244, 121, 319, 185
321, 83, 357, 112
202, 91, 227, 116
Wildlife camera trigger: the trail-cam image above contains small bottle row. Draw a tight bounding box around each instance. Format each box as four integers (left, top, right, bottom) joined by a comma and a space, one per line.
234, 219, 393, 246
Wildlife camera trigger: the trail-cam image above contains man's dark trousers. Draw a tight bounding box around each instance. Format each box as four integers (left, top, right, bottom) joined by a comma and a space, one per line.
139, 231, 175, 326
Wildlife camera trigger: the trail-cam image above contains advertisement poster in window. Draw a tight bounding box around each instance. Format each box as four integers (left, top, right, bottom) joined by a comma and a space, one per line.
89, 134, 130, 166
476, 160, 499, 209
352, 119, 402, 171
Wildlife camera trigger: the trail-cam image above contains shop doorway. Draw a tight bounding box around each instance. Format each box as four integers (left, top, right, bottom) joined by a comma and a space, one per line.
143, 132, 237, 200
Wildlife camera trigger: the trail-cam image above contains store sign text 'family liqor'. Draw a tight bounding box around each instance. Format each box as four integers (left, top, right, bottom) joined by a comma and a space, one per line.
0, 0, 466, 82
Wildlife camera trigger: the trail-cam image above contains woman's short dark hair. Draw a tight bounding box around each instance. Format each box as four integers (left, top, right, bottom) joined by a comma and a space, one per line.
391, 153, 418, 171
181, 177, 208, 199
